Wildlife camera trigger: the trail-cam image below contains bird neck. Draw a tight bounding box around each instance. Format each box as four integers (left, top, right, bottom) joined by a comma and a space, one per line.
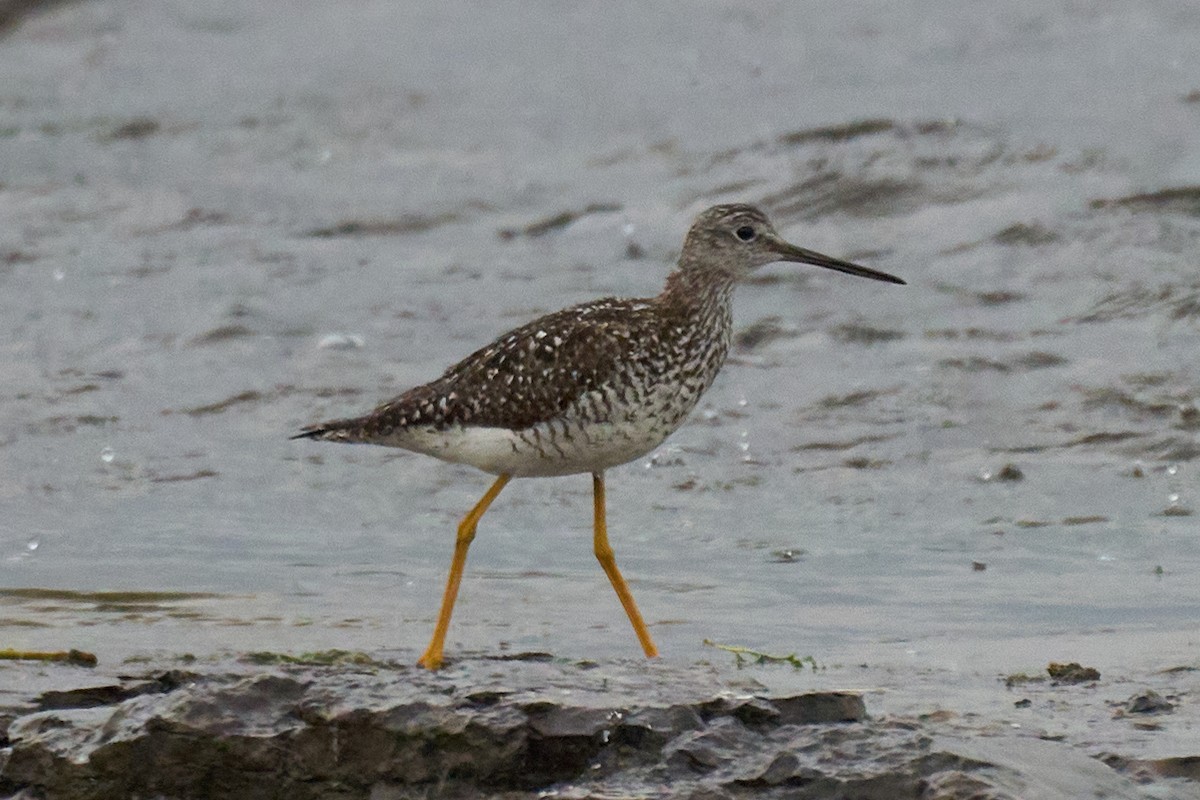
659, 265, 737, 323
656, 264, 736, 397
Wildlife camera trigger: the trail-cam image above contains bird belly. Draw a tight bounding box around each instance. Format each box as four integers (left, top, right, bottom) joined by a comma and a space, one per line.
394, 417, 674, 477
392, 381, 696, 477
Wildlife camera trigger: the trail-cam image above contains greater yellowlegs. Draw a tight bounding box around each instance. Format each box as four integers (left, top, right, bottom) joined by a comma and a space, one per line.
293, 204, 905, 668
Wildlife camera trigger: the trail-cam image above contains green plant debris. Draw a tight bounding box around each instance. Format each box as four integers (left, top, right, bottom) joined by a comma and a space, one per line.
0, 588, 218, 603
703, 639, 820, 671
1003, 672, 1046, 688
1047, 661, 1100, 683
0, 648, 97, 667
0, 617, 51, 628
240, 649, 379, 667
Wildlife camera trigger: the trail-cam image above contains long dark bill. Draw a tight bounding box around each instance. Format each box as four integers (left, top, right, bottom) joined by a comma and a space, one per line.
772, 239, 906, 285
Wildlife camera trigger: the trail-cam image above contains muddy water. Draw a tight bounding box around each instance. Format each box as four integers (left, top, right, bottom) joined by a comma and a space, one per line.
1, 0, 1198, 683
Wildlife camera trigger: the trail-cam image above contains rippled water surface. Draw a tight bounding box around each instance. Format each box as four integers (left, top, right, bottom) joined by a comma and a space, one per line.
1, 0, 1198, 672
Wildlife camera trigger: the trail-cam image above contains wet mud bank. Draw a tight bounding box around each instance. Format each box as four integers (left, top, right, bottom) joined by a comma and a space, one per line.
1, 656, 1197, 799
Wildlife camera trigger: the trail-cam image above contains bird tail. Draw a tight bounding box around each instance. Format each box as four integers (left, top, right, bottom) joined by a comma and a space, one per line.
290, 417, 366, 443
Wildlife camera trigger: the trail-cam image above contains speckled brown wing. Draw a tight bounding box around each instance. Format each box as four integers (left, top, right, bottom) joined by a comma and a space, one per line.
296, 297, 666, 442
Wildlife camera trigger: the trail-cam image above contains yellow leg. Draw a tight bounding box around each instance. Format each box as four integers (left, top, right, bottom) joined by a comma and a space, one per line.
592, 471, 659, 658
418, 473, 511, 670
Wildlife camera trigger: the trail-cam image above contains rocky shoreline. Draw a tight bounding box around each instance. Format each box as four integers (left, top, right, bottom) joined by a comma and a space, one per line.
2, 653, 1196, 799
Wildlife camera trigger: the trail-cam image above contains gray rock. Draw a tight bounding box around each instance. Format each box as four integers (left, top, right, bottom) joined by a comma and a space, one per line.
2, 658, 1192, 800
1124, 689, 1174, 714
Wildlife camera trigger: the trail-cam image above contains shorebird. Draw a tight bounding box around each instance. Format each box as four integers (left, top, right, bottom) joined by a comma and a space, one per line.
293, 203, 905, 669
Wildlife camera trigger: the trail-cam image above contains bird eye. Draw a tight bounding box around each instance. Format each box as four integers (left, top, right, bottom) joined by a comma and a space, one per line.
735, 225, 757, 242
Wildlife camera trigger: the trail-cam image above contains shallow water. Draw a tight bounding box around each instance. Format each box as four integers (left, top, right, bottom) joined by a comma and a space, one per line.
1, 0, 1198, 674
